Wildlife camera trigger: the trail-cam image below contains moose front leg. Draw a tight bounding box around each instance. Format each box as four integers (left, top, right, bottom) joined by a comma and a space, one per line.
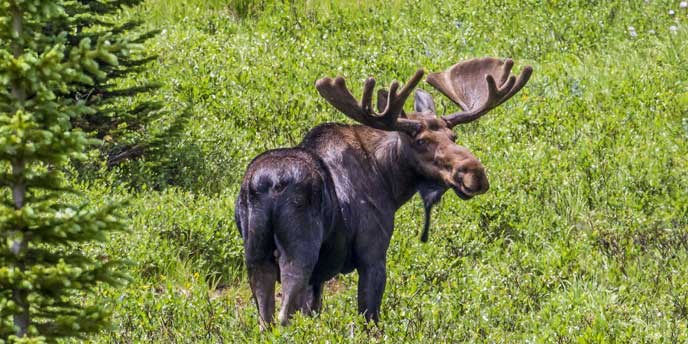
356, 261, 387, 322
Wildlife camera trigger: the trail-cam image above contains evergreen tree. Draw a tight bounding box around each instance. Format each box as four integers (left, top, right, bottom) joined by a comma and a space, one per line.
0, 0, 127, 341
57, 0, 167, 168
61, 0, 191, 189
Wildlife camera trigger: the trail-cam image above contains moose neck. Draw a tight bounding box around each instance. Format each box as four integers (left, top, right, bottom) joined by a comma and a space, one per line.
357, 127, 423, 209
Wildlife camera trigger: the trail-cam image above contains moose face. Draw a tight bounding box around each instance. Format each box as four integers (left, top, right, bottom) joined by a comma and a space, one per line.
316, 58, 530, 203
404, 111, 489, 200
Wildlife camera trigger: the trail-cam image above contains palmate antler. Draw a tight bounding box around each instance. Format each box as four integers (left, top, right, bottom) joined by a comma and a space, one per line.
316, 58, 532, 132
427, 57, 533, 127
315, 70, 425, 135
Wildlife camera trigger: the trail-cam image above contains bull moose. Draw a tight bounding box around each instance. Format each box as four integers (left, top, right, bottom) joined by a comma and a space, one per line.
235, 57, 533, 327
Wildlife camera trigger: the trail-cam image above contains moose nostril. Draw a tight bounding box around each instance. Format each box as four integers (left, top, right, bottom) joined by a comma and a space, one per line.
460, 172, 486, 194
463, 181, 477, 194
452, 171, 465, 186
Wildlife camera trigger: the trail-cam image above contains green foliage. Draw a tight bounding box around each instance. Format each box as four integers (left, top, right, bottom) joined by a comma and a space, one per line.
46, 0, 688, 342
0, 0, 126, 342
56, 0, 192, 190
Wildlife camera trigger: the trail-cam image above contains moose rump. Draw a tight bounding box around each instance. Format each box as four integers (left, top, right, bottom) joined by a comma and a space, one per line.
235, 148, 345, 327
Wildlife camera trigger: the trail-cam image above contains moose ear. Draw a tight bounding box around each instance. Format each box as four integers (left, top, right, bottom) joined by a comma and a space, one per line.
414, 89, 436, 114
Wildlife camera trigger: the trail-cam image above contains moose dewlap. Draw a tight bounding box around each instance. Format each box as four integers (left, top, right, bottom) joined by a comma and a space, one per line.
235, 57, 532, 328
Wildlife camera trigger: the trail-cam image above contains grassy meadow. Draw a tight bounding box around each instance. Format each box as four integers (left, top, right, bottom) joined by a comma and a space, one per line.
77, 0, 687, 342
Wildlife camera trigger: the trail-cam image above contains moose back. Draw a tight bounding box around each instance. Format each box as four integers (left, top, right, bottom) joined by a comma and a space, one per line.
235, 57, 532, 327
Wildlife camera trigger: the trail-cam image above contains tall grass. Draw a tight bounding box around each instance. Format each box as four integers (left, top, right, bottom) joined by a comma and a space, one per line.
80, 0, 688, 342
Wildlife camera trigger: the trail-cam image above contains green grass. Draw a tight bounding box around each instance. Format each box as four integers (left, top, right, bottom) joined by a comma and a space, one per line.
77, 0, 688, 342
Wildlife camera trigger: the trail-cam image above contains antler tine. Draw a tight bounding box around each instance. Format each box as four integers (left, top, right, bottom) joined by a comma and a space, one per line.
315, 76, 362, 117
372, 69, 424, 125
371, 81, 397, 117
405, 70, 425, 95
361, 77, 376, 114
429, 57, 533, 128
499, 59, 514, 84
316, 69, 425, 134
496, 65, 533, 107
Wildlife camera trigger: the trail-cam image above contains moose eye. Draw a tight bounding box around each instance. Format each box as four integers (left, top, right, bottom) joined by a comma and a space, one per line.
415, 139, 427, 146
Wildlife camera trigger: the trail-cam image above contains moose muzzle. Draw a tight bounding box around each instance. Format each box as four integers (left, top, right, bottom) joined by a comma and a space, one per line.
450, 159, 489, 200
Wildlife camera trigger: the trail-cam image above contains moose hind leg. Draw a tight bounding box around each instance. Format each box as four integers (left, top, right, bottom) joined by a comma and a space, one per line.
247, 261, 278, 330
277, 258, 313, 325
357, 262, 387, 322
298, 282, 323, 316
274, 210, 323, 325
309, 282, 325, 315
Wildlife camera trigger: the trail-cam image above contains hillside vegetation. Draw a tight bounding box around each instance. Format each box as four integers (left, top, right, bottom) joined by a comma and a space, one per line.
80, 0, 687, 342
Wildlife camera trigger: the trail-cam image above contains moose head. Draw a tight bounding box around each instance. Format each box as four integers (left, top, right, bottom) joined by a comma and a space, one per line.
316, 57, 533, 241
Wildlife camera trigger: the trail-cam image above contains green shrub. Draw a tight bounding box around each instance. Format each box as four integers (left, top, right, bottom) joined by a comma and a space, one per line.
66, 0, 688, 342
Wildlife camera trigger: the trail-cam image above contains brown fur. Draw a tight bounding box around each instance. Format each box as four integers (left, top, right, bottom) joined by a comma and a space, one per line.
235, 58, 532, 327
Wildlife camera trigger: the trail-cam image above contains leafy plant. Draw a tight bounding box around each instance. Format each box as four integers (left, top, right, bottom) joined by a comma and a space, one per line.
34, 0, 688, 342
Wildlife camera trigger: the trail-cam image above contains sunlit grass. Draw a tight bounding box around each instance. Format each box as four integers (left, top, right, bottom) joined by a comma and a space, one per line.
79, 0, 688, 342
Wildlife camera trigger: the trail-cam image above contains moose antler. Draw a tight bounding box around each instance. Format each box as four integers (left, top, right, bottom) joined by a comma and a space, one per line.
427, 57, 533, 127
315, 70, 425, 134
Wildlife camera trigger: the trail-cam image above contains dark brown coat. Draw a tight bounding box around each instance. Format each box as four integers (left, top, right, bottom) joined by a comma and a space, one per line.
235, 57, 532, 327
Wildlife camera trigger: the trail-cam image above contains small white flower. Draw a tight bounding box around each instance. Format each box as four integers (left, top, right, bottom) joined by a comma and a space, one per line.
680, 1, 687, 9
670, 25, 678, 33
628, 26, 638, 37
669, 9, 676, 16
